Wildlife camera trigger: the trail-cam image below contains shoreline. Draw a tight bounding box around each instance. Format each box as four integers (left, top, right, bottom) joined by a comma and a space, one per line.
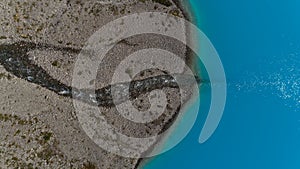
173, 0, 202, 82
135, 0, 200, 168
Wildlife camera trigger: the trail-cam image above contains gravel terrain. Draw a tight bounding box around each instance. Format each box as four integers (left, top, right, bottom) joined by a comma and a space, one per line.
0, 0, 191, 168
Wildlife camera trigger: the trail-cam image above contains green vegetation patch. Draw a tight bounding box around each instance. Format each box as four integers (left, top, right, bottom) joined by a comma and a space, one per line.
0, 73, 12, 80
153, 0, 172, 7
0, 113, 32, 125
42, 132, 53, 142
51, 60, 60, 67
82, 161, 97, 169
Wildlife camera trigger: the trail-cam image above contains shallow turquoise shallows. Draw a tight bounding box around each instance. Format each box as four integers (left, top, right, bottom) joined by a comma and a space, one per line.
142, 0, 300, 169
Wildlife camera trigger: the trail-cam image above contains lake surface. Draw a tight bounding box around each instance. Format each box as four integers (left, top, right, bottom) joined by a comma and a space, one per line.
142, 0, 300, 168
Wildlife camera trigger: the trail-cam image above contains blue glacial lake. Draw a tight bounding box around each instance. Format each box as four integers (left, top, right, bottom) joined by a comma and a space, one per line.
141, 0, 300, 168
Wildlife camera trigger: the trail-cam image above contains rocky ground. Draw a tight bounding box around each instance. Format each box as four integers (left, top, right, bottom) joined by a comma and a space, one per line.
0, 0, 190, 168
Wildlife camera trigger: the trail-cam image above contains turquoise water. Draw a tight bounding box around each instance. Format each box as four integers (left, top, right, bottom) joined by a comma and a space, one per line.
142, 0, 300, 168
